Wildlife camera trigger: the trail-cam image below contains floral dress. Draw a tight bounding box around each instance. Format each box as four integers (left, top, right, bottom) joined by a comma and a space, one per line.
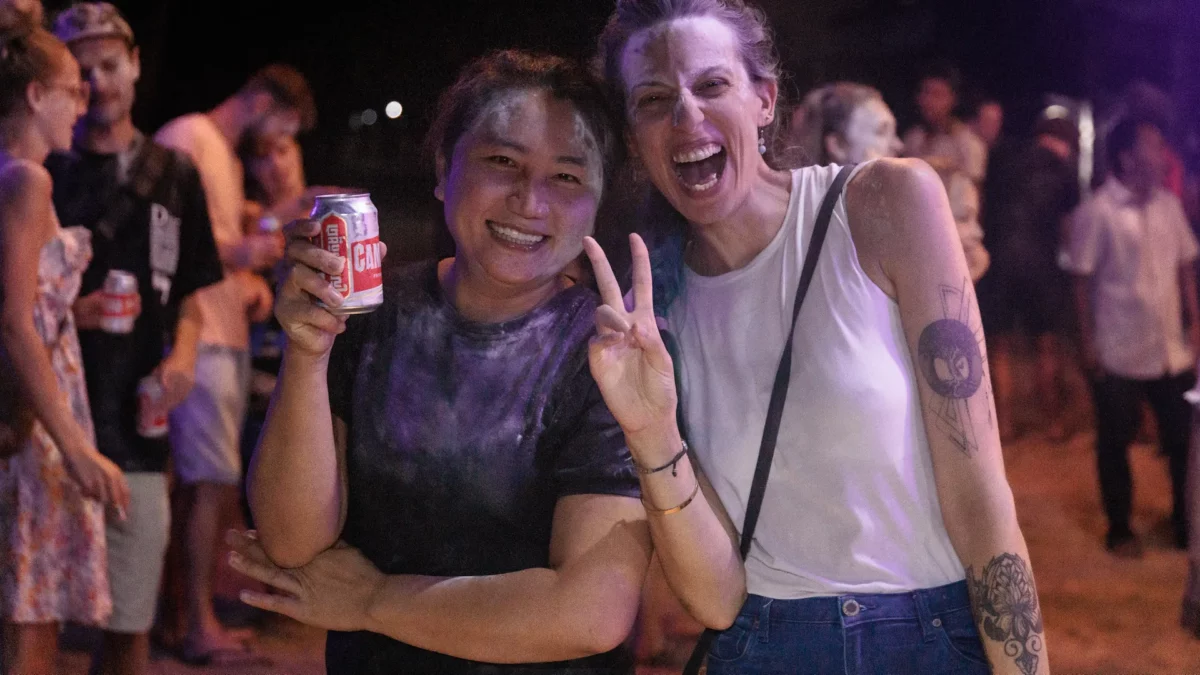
0, 225, 111, 625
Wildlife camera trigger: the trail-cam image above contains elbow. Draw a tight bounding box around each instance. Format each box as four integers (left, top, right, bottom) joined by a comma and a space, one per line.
255, 530, 321, 570
692, 591, 745, 631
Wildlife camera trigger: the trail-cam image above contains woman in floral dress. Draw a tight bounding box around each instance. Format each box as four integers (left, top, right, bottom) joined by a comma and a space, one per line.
0, 23, 129, 674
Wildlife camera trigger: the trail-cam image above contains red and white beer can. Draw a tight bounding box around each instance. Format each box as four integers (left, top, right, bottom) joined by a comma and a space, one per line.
309, 193, 383, 315
136, 375, 168, 438
100, 270, 138, 334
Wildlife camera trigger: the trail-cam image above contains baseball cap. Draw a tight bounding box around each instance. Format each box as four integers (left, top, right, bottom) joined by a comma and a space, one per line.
52, 2, 134, 46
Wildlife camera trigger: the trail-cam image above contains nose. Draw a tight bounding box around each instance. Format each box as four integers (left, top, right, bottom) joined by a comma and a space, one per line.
508, 176, 550, 220
672, 90, 703, 130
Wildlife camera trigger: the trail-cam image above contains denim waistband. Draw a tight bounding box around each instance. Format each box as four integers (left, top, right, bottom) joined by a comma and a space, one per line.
740, 580, 971, 626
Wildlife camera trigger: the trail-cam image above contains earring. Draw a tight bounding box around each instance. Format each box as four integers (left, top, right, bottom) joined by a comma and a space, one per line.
758, 128, 767, 155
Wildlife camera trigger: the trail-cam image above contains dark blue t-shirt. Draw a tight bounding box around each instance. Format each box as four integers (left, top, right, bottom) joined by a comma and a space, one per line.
325, 261, 640, 674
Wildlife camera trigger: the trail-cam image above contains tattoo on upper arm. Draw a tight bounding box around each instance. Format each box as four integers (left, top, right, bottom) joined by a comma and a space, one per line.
966, 553, 1045, 675
916, 279, 991, 455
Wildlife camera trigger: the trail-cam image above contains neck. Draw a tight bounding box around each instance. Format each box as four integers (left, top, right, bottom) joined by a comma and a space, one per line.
76, 115, 136, 154
439, 257, 566, 323
1, 123, 51, 164
1119, 174, 1154, 204
207, 98, 245, 148
685, 163, 793, 276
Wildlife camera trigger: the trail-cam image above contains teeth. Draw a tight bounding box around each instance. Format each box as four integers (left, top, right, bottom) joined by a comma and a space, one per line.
689, 174, 719, 192
488, 222, 545, 246
672, 143, 722, 164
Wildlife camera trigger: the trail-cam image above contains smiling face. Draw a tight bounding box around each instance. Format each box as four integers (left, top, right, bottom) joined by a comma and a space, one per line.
435, 88, 604, 293
71, 36, 138, 129
620, 16, 776, 227
33, 50, 87, 151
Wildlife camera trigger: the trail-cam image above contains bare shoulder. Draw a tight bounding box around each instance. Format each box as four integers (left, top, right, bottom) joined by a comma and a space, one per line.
844, 158, 959, 295
0, 158, 52, 198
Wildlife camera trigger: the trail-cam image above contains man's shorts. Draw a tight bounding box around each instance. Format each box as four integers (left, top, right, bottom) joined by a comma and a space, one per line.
105, 472, 170, 634
169, 345, 251, 486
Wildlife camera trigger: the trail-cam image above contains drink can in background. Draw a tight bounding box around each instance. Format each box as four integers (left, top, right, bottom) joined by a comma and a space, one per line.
100, 270, 138, 334
136, 375, 168, 438
309, 193, 383, 315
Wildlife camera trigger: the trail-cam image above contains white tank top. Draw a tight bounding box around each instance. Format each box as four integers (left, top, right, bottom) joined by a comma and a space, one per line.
668, 164, 964, 599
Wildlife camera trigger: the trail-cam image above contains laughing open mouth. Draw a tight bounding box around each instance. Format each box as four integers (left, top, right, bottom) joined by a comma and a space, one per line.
673, 143, 727, 193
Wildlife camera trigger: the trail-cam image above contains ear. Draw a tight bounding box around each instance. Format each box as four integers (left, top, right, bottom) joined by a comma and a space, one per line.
754, 77, 779, 127
130, 46, 142, 84
433, 150, 447, 202
24, 79, 45, 114
824, 133, 848, 164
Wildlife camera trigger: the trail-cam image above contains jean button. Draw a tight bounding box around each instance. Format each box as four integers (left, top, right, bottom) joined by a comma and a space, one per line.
841, 599, 861, 616
932, 618, 943, 627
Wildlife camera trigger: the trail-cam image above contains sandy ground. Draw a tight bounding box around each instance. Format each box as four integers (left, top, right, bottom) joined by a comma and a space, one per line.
48, 385, 1200, 674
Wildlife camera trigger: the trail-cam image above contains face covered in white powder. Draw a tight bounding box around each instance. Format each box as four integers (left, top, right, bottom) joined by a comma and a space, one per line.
436, 88, 605, 292
620, 16, 777, 227
829, 97, 903, 164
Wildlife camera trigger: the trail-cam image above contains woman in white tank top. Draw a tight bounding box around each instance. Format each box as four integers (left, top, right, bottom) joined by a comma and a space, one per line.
582, 2, 1049, 674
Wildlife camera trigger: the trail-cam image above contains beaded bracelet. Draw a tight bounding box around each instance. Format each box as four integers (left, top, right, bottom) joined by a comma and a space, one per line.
641, 479, 701, 516
635, 439, 689, 477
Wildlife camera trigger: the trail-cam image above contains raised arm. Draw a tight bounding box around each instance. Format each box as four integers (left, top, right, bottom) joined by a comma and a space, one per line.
0, 162, 128, 510
247, 218, 352, 568
847, 158, 1048, 675
231, 491, 651, 663
580, 234, 746, 630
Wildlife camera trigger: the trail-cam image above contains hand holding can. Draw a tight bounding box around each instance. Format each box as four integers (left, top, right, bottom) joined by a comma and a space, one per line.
308, 193, 383, 315
99, 270, 140, 334
275, 218, 351, 357
137, 375, 169, 439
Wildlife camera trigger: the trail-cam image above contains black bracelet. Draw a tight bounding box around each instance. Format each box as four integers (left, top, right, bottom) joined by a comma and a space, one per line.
636, 439, 689, 477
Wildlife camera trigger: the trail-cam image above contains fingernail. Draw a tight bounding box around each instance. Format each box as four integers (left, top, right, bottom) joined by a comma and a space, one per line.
117, 507, 127, 521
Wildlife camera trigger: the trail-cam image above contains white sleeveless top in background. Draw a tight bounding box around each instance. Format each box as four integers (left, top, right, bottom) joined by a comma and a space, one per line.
668, 164, 965, 600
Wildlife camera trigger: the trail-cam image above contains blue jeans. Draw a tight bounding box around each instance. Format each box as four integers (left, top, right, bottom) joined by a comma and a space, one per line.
706, 581, 990, 674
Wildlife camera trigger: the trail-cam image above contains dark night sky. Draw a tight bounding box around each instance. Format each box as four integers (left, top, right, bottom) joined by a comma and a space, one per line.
41, 0, 1194, 253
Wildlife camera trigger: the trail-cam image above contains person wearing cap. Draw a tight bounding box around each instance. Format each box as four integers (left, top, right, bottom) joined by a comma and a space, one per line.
47, 4, 224, 673
976, 117, 1082, 443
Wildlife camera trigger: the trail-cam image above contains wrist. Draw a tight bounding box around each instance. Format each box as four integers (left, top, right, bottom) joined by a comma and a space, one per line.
626, 422, 684, 466
282, 344, 332, 373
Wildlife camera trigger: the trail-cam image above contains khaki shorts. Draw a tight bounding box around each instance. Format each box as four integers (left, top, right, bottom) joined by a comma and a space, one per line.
169, 345, 250, 486
105, 472, 170, 634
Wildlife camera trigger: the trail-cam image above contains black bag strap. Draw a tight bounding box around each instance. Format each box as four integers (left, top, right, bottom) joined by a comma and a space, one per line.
683, 163, 856, 675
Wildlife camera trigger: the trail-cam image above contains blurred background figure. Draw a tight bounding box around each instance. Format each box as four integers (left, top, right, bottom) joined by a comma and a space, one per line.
978, 117, 1081, 442
903, 60, 988, 185
0, 22, 127, 675
47, 4, 225, 674
793, 81, 988, 280
0, 0, 42, 30
1061, 117, 1198, 559
154, 64, 313, 666
968, 96, 1004, 151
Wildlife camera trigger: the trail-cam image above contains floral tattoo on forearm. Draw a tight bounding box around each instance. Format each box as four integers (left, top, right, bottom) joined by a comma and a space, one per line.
916, 278, 992, 456
966, 553, 1045, 675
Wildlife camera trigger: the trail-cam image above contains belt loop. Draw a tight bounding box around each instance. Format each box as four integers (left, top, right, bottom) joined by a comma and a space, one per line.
757, 599, 771, 643
913, 590, 937, 643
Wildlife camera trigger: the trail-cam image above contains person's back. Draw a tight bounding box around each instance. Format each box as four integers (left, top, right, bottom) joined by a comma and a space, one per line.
983, 139, 1077, 276
155, 113, 248, 348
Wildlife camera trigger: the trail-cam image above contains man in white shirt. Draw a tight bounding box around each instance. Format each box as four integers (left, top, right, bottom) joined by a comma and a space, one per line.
155, 64, 315, 664
1061, 117, 1200, 558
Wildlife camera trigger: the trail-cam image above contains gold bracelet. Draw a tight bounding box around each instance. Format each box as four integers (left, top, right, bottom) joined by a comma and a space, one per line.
641, 480, 701, 516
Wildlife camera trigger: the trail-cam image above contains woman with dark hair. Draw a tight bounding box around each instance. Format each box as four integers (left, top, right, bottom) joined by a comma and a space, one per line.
226, 50, 650, 674
583, 1, 1046, 673
0, 23, 129, 675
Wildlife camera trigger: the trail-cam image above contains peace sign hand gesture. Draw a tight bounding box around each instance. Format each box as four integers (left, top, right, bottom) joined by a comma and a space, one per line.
583, 234, 679, 451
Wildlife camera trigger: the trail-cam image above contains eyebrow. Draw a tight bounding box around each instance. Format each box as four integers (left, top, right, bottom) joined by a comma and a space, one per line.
479, 135, 591, 167
630, 66, 734, 92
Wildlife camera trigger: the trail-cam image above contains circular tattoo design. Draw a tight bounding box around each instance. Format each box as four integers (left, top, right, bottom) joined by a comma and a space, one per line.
917, 319, 983, 400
